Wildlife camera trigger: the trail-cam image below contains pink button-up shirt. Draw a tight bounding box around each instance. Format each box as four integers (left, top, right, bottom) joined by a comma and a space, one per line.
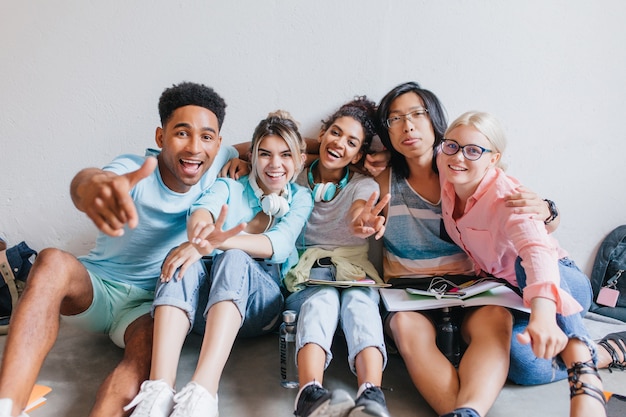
440, 167, 582, 316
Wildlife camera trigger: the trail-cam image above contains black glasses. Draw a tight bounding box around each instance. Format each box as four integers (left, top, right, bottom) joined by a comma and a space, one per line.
440, 139, 492, 161
385, 109, 429, 129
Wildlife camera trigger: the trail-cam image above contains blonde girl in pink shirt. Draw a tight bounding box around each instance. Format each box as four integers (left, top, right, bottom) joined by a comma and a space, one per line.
438, 111, 606, 417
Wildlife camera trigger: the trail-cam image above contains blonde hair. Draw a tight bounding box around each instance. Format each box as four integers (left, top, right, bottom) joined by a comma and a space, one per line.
248, 110, 306, 185
445, 111, 507, 170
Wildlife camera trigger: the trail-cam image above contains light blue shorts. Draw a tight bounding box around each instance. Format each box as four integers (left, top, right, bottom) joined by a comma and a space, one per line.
61, 270, 154, 348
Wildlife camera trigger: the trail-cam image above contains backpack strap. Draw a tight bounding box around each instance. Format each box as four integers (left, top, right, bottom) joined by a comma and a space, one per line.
0, 249, 19, 313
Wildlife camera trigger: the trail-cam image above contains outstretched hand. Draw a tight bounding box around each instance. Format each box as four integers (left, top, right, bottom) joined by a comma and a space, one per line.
189, 205, 246, 249
350, 192, 391, 240
516, 298, 569, 359
82, 157, 157, 237
161, 205, 246, 282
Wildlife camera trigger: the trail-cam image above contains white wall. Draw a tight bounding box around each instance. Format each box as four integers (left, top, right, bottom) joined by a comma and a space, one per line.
1, 0, 624, 275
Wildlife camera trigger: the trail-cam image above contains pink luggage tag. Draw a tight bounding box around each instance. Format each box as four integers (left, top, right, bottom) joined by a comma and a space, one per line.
596, 270, 623, 308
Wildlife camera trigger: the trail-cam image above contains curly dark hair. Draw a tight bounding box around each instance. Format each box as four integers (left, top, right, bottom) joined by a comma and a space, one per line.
158, 81, 227, 129
320, 96, 378, 155
376, 82, 447, 177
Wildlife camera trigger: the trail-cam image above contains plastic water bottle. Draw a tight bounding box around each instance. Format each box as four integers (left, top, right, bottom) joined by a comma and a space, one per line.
436, 307, 460, 367
279, 310, 299, 388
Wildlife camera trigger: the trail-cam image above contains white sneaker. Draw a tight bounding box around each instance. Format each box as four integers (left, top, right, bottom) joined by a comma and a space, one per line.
170, 381, 218, 417
123, 380, 175, 417
0, 399, 29, 417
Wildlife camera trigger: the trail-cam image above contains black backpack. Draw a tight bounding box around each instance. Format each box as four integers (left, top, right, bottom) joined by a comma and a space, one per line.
0, 241, 37, 334
590, 225, 626, 322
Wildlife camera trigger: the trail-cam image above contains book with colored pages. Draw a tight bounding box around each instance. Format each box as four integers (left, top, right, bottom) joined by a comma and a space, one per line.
379, 284, 529, 313
25, 384, 52, 413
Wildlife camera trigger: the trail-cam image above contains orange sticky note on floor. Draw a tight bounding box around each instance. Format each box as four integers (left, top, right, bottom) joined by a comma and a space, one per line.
25, 384, 52, 413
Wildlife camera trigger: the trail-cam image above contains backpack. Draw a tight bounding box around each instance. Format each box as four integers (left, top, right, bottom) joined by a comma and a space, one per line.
589, 225, 626, 322
0, 241, 37, 334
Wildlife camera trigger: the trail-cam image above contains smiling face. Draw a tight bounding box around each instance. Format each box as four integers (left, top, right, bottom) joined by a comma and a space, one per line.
254, 134, 297, 195
155, 105, 222, 193
318, 116, 364, 171
441, 124, 500, 198
387, 92, 435, 161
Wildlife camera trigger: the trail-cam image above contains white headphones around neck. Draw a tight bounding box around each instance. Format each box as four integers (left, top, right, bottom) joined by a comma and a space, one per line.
248, 175, 290, 218
308, 159, 350, 203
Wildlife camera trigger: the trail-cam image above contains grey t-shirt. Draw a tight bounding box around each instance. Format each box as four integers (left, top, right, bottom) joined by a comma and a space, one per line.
295, 169, 379, 250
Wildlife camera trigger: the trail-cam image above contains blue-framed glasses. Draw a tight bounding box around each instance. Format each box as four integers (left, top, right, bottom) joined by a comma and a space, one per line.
440, 139, 492, 161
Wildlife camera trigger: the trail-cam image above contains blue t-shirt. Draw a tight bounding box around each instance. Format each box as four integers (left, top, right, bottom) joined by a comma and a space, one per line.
191, 175, 313, 277
79, 145, 237, 291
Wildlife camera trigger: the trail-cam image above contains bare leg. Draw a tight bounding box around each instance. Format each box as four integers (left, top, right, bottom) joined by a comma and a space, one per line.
354, 347, 383, 387
0, 249, 93, 416
297, 343, 326, 385
454, 306, 512, 416
388, 311, 458, 414
148, 306, 190, 387
191, 301, 241, 396
560, 339, 607, 417
89, 314, 153, 417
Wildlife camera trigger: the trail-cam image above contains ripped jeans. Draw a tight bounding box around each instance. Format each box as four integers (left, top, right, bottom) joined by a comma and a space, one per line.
508, 257, 596, 385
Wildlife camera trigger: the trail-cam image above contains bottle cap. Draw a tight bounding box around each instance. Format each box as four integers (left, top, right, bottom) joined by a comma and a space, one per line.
282, 310, 297, 324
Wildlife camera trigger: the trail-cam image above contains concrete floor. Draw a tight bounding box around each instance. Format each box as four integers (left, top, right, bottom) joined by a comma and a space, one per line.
1, 314, 625, 417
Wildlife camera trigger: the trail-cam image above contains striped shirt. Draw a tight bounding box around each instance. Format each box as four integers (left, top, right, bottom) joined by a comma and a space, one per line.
383, 168, 474, 282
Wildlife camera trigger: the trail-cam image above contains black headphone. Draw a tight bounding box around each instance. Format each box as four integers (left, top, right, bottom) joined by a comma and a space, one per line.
307, 159, 349, 202
248, 175, 290, 218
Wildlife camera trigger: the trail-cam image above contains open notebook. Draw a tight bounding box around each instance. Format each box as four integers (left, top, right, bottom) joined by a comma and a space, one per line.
380, 281, 529, 313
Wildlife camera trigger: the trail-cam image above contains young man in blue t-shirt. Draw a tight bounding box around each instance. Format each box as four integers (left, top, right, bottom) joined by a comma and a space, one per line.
0, 82, 238, 417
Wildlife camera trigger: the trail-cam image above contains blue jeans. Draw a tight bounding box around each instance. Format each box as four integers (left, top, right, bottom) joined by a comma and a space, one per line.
508, 257, 596, 385
285, 268, 387, 374
153, 249, 284, 338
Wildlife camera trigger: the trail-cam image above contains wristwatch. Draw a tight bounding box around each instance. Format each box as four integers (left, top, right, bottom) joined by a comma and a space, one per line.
543, 199, 559, 224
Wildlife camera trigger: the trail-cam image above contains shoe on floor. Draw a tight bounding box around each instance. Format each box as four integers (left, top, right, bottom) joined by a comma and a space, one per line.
170, 381, 218, 417
295, 384, 355, 417
440, 407, 481, 417
597, 331, 626, 372
0, 399, 29, 417
123, 380, 175, 417
347, 384, 390, 417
